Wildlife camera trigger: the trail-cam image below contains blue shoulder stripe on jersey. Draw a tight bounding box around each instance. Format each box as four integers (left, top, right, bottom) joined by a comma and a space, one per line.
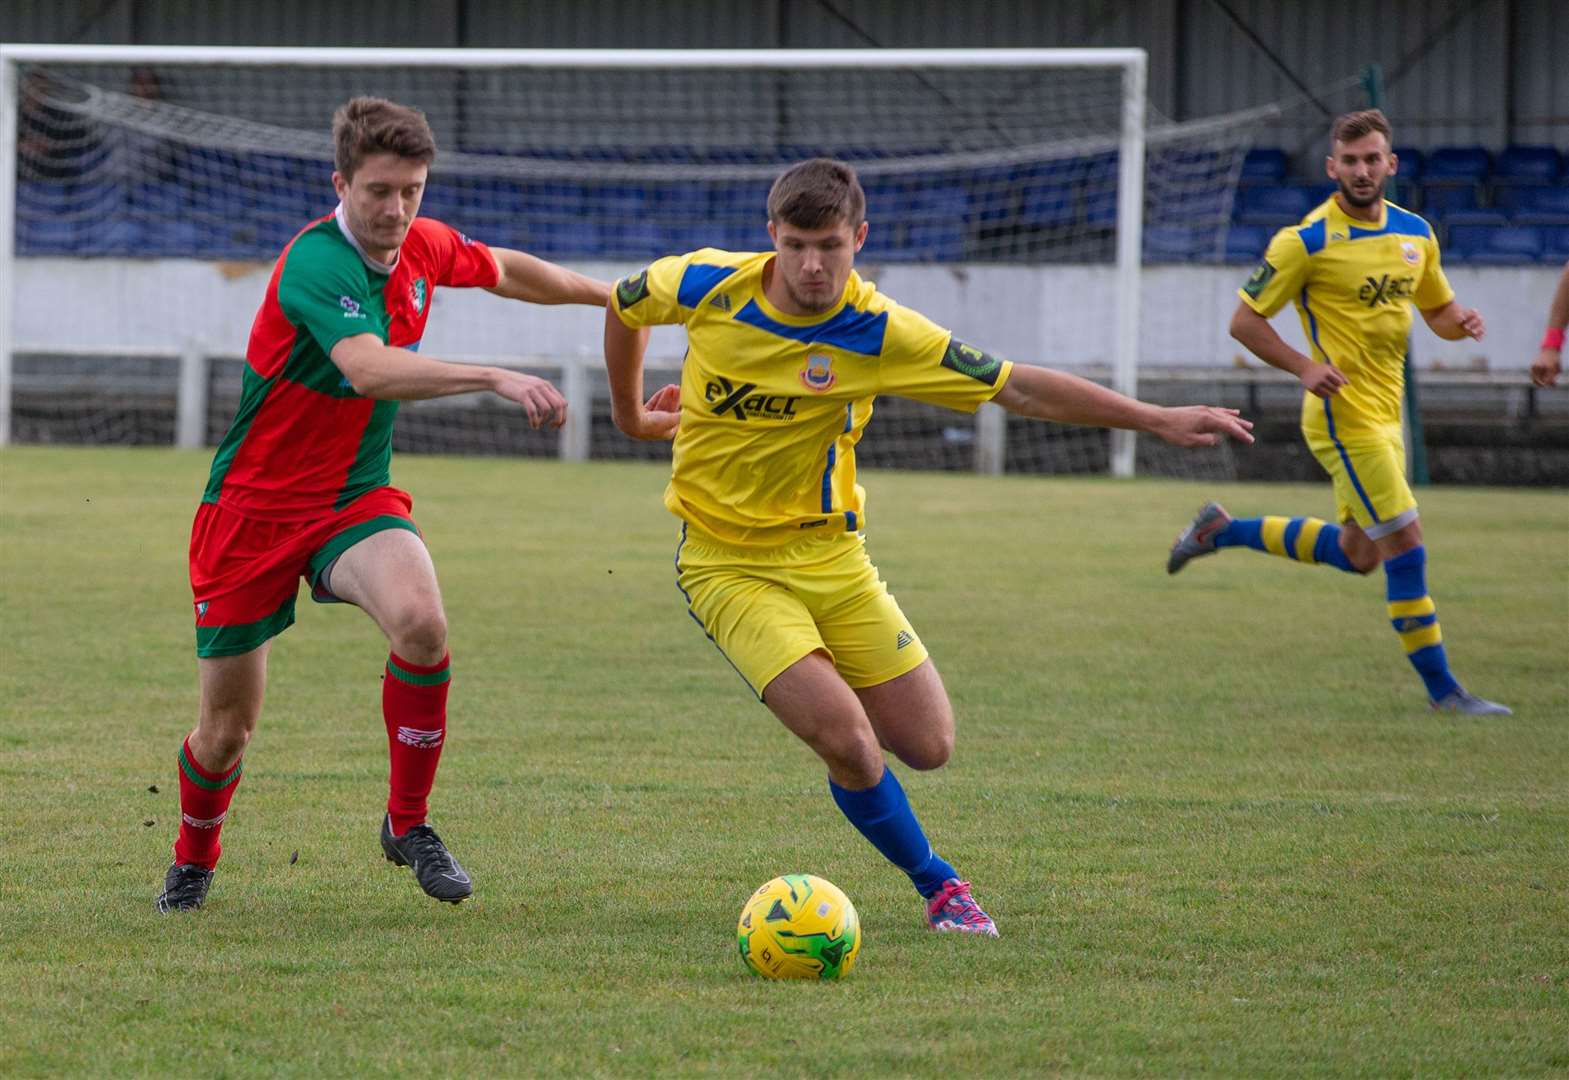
1348, 204, 1433, 241
733, 300, 889, 356
1298, 219, 1328, 255
677, 263, 739, 309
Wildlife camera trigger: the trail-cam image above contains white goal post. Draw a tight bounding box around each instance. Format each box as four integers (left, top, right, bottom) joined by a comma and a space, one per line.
2, 45, 1165, 472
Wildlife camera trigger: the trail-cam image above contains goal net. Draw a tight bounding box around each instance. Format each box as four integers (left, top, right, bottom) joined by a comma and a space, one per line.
3, 47, 1267, 478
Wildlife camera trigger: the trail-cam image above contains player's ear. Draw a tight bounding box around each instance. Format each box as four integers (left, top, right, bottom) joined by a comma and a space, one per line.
1324, 154, 1336, 180
1387, 151, 1398, 177
767, 220, 778, 248
331, 170, 348, 199
853, 219, 868, 251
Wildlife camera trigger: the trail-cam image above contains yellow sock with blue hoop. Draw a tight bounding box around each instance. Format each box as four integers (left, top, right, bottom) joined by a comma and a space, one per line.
1383, 545, 1461, 702
1215, 515, 1360, 573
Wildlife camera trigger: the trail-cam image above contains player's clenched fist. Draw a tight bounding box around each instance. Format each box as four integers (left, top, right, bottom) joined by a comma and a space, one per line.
1298, 361, 1348, 399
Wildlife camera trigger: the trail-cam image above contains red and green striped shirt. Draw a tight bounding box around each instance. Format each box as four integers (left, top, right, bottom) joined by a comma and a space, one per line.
202, 209, 500, 519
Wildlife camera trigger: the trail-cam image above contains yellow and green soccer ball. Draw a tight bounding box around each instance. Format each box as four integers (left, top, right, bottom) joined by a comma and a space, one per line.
737, 874, 861, 980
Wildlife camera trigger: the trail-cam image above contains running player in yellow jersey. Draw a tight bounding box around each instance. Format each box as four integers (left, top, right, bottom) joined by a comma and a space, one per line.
605, 158, 1254, 936
1167, 109, 1510, 715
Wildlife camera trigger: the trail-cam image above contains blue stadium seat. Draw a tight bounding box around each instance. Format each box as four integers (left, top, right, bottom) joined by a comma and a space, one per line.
1391, 146, 1425, 183
142, 219, 205, 257
903, 219, 967, 261
1496, 184, 1569, 215
130, 181, 184, 214
98, 218, 147, 256
1448, 224, 1544, 264
522, 219, 603, 258
1143, 226, 1211, 263
643, 182, 712, 219
598, 220, 666, 259
1016, 161, 1083, 229
1543, 226, 1569, 259
1495, 145, 1563, 182
1425, 146, 1491, 183
521, 181, 587, 218
708, 182, 771, 217
1239, 148, 1288, 185
722, 221, 772, 253
1235, 184, 1315, 226
659, 223, 726, 253
857, 220, 906, 261
963, 165, 1020, 225
1442, 209, 1509, 228
1081, 152, 1121, 229
1224, 224, 1270, 263
1422, 183, 1480, 215
586, 184, 647, 218
1511, 186, 1569, 226
17, 216, 85, 255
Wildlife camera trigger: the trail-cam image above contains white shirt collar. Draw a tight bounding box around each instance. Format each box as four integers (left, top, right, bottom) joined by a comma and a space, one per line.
334, 203, 399, 275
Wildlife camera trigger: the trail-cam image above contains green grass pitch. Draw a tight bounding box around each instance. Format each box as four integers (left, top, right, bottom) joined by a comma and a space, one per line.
2, 446, 1565, 1076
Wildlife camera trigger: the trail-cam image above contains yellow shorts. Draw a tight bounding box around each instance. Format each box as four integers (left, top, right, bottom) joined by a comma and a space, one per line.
674, 524, 928, 699
1301, 399, 1418, 540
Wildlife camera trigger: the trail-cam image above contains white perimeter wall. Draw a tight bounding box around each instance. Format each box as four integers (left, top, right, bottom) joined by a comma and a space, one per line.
11, 258, 1561, 374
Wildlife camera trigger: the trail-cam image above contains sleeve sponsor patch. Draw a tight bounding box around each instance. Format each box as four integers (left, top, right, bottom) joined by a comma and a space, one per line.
939, 338, 1003, 385
615, 269, 651, 309
1242, 259, 1277, 300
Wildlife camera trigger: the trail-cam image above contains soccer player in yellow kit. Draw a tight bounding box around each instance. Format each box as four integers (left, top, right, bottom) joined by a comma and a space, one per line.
605, 158, 1254, 936
1167, 109, 1509, 715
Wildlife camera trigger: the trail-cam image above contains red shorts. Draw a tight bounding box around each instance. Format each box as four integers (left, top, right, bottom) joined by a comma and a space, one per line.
189, 486, 420, 658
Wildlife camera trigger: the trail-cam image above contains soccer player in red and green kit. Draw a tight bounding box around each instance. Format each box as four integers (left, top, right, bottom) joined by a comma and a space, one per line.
156, 97, 609, 912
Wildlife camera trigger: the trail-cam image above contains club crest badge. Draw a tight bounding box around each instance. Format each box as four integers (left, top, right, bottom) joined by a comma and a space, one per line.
799, 353, 836, 392
410, 276, 427, 315
1401, 240, 1420, 266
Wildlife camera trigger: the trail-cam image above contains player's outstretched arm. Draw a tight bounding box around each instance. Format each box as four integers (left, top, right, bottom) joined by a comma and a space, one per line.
330, 333, 566, 428
603, 304, 679, 440
1528, 261, 1569, 388
1230, 301, 1347, 399
485, 247, 610, 307
1419, 299, 1485, 342
992, 363, 1253, 449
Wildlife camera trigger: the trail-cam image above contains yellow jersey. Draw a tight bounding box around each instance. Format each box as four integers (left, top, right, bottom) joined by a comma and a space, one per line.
612, 248, 1013, 546
1239, 197, 1453, 427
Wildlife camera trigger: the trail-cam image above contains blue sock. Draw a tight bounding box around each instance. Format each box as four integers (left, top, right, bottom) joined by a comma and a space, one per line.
1384, 546, 1461, 701
829, 767, 957, 898
1215, 516, 1359, 573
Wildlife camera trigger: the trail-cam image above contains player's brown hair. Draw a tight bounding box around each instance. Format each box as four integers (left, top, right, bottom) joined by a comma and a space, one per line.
332, 96, 436, 180
1331, 108, 1393, 149
767, 158, 866, 229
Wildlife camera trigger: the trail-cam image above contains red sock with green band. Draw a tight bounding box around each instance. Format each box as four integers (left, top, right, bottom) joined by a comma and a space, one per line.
173, 736, 243, 869
384, 651, 451, 836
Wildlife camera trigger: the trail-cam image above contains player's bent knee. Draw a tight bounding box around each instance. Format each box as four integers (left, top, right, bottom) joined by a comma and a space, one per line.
813, 731, 884, 788
898, 730, 953, 771
388, 604, 448, 663
194, 722, 252, 769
